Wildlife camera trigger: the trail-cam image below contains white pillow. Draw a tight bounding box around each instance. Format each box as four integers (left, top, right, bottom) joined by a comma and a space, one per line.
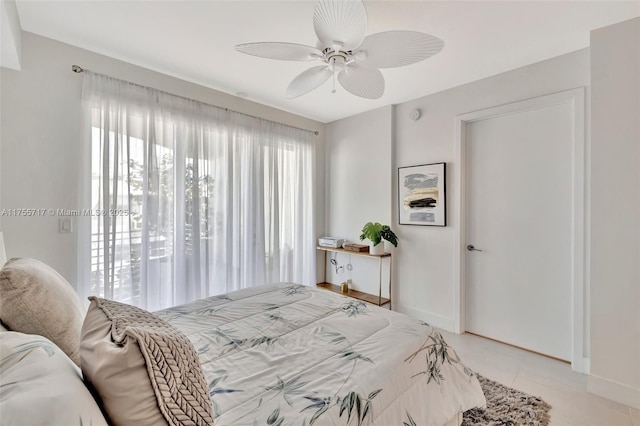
0, 331, 109, 426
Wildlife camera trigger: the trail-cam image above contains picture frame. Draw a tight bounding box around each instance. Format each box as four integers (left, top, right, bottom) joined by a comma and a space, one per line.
398, 162, 446, 226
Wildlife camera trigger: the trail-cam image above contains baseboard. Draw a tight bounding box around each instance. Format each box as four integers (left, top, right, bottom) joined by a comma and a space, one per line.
588, 373, 640, 410
394, 304, 455, 332
572, 357, 590, 374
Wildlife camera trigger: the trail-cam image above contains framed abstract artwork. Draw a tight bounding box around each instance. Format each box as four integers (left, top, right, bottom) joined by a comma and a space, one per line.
398, 162, 446, 226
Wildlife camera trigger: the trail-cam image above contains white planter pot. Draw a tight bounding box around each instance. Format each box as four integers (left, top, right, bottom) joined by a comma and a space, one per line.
369, 242, 385, 255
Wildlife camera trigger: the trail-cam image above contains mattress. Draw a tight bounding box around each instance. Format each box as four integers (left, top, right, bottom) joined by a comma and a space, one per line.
156, 283, 485, 425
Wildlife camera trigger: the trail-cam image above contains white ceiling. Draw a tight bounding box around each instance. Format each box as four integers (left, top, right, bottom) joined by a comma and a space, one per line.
15, 1, 640, 123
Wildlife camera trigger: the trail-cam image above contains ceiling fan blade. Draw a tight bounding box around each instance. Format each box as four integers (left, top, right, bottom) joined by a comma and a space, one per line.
286, 66, 333, 98
235, 42, 322, 61
355, 31, 444, 69
313, 0, 367, 51
338, 65, 385, 99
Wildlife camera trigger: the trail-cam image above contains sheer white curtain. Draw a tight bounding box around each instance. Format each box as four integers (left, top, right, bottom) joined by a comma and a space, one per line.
79, 72, 315, 311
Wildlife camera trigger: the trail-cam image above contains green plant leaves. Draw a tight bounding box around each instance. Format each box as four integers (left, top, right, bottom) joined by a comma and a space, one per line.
360, 222, 399, 247
360, 222, 382, 245
380, 226, 398, 247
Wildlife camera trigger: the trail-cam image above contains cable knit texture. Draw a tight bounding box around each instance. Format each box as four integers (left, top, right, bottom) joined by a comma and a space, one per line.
89, 297, 214, 426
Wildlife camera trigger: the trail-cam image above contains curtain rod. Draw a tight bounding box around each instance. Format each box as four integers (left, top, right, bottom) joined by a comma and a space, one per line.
71, 65, 320, 136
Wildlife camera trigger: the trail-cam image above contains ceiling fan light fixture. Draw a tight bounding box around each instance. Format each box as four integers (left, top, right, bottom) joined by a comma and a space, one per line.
234, 0, 444, 99
330, 55, 347, 71
313, 0, 368, 51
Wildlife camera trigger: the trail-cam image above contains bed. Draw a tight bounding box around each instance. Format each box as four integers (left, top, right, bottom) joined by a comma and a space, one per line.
0, 257, 485, 426
155, 283, 486, 426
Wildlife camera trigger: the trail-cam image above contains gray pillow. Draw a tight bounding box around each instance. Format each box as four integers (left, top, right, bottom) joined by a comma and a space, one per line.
0, 258, 85, 365
81, 297, 214, 426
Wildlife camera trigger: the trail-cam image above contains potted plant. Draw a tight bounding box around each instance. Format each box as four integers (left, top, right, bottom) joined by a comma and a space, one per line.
360, 222, 398, 255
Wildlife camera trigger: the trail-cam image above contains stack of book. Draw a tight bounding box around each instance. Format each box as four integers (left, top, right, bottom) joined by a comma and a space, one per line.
343, 243, 369, 253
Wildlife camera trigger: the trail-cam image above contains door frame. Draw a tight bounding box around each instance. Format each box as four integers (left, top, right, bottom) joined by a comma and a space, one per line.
453, 88, 588, 372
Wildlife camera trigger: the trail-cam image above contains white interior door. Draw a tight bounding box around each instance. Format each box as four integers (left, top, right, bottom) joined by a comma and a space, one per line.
464, 100, 574, 361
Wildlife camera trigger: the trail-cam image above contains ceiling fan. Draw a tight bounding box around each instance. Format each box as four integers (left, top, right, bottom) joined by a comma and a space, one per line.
235, 0, 444, 100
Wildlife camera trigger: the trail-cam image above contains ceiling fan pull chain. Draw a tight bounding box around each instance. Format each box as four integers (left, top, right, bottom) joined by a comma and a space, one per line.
332, 58, 337, 93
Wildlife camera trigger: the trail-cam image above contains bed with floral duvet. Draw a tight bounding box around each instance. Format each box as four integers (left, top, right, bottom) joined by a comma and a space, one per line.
155, 283, 486, 426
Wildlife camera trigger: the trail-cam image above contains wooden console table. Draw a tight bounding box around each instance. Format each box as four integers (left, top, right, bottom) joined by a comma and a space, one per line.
316, 246, 392, 308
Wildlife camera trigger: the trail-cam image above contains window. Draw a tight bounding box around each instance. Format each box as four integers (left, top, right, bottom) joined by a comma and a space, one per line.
82, 72, 315, 310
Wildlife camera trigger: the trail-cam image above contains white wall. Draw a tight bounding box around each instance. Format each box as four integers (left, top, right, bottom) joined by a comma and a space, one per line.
324, 106, 393, 294
324, 52, 590, 327
0, 32, 325, 288
0, 0, 22, 70
0, 0, 23, 232
391, 50, 590, 331
588, 17, 640, 409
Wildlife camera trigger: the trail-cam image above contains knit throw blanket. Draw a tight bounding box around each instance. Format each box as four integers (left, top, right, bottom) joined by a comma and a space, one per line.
91, 297, 214, 426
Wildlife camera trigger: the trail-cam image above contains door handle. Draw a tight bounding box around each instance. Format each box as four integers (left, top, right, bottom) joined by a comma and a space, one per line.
467, 244, 483, 252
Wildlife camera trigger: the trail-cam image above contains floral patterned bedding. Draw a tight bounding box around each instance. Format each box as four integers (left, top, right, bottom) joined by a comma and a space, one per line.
155, 283, 486, 426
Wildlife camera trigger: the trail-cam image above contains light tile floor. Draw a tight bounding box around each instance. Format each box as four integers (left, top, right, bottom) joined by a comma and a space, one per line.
439, 330, 639, 426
